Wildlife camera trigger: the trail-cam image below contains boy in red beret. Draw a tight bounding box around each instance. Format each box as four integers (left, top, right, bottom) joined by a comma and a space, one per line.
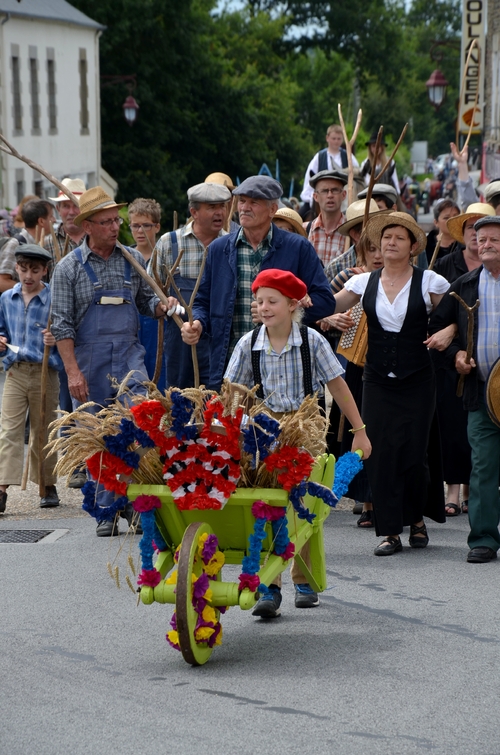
225, 268, 371, 617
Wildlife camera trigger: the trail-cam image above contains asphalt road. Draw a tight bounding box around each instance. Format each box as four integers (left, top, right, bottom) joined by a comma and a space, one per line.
1, 507, 499, 755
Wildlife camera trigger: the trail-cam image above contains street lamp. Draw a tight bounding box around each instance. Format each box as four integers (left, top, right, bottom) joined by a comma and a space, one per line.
426, 69, 449, 111
100, 74, 139, 126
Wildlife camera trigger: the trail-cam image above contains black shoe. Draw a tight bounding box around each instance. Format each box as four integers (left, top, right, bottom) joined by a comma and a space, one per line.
120, 503, 143, 535
374, 536, 402, 556
294, 583, 319, 608
467, 546, 498, 563
0, 490, 6, 514
409, 522, 429, 549
252, 587, 282, 618
68, 469, 87, 489
40, 485, 60, 508
96, 519, 119, 537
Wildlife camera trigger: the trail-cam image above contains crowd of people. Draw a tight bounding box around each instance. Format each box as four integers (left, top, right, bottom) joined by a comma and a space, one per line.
1, 127, 500, 619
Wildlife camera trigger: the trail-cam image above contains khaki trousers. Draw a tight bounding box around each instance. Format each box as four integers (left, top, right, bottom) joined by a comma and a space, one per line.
0, 362, 60, 486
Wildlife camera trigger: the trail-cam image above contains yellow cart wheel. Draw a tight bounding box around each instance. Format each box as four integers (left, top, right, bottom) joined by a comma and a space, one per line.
176, 521, 220, 666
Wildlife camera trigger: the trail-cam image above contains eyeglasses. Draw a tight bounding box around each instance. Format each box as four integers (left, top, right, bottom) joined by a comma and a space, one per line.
87, 217, 124, 228
130, 223, 156, 231
316, 188, 343, 196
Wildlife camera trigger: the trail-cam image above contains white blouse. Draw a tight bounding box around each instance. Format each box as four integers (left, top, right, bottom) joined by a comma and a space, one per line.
344, 270, 449, 333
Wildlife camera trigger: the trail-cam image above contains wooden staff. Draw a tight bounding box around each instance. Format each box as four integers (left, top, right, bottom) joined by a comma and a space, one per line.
38, 317, 52, 497
374, 123, 408, 183
456, 39, 481, 150
450, 292, 480, 397
427, 235, 442, 272
338, 104, 362, 205
363, 126, 384, 228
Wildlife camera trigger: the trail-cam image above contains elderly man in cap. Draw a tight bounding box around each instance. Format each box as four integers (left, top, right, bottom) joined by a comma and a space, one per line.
307, 169, 348, 267
181, 175, 335, 391
151, 182, 231, 388
429, 215, 500, 562
51, 186, 177, 536
45, 178, 86, 261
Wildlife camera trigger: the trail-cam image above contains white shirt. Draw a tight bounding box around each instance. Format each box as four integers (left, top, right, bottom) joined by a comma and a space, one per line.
300, 150, 359, 204
344, 270, 449, 333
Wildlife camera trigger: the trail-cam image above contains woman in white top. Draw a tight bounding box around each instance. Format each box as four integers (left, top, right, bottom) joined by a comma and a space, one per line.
332, 212, 449, 556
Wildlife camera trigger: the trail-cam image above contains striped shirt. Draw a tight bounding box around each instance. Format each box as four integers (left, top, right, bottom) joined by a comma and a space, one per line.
476, 267, 500, 381
50, 237, 159, 342
0, 282, 62, 371
307, 213, 346, 267
151, 223, 228, 283
224, 321, 344, 413
232, 225, 273, 346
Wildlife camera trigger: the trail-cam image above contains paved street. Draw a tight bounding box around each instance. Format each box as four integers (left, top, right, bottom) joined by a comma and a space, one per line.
1, 506, 499, 755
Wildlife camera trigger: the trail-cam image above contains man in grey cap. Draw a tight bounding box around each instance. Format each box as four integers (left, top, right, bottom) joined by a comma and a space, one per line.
429, 216, 500, 563
181, 175, 335, 390
151, 181, 231, 388
307, 169, 348, 267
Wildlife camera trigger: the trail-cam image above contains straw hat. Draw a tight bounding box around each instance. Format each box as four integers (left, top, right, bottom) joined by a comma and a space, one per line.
446, 202, 495, 244
74, 186, 127, 226
337, 199, 391, 236
50, 178, 86, 203
205, 172, 236, 191
273, 207, 308, 237
365, 211, 427, 256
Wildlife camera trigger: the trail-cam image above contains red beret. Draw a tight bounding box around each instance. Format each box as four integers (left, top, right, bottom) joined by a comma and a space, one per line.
252, 268, 307, 300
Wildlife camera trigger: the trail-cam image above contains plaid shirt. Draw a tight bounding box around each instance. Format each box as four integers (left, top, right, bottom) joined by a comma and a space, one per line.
151, 223, 228, 284
224, 322, 344, 413
476, 267, 500, 381
0, 282, 62, 371
51, 237, 159, 342
232, 225, 273, 346
308, 213, 346, 267
324, 244, 357, 284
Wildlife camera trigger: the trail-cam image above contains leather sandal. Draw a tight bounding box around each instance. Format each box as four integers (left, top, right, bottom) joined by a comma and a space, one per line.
445, 502, 460, 517
374, 536, 402, 556
409, 522, 429, 549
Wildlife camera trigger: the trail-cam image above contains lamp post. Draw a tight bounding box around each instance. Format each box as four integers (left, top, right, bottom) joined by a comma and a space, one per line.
100, 74, 139, 126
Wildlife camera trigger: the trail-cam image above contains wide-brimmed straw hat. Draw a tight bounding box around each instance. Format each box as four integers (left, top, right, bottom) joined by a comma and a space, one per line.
50, 178, 86, 203
447, 202, 495, 244
74, 186, 127, 226
365, 211, 427, 256
273, 207, 308, 237
337, 199, 391, 236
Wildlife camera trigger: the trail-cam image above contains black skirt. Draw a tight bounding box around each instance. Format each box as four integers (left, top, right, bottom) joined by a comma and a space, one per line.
362, 364, 445, 536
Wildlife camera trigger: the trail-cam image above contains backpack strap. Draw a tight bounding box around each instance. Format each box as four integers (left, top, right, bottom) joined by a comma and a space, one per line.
251, 324, 313, 401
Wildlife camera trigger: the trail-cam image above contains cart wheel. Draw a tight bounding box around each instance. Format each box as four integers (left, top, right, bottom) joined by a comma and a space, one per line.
176, 521, 220, 666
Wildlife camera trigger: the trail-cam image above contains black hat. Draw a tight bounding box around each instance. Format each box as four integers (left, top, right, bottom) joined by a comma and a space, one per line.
365, 131, 387, 147
309, 169, 348, 189
232, 176, 283, 200
14, 243, 52, 263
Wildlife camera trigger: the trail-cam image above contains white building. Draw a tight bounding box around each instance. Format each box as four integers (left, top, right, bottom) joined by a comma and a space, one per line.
0, 0, 116, 208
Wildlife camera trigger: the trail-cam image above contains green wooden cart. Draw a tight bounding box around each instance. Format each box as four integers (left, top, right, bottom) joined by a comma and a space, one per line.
127, 452, 335, 666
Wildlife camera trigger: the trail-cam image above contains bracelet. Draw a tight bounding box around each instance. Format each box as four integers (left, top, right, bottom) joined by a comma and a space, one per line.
349, 424, 366, 434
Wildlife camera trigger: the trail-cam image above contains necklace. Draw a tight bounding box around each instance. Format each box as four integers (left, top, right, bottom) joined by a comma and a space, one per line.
382, 267, 411, 287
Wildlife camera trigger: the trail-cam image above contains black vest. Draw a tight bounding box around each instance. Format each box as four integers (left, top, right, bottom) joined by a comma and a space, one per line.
363, 266, 430, 379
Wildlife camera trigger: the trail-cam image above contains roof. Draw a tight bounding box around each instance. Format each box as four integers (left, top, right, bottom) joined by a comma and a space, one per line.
0, 0, 105, 31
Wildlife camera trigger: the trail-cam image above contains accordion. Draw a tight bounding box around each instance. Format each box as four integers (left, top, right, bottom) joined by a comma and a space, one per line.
336, 303, 368, 367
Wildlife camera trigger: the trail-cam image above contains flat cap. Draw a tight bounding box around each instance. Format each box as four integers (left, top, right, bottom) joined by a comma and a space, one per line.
309, 169, 348, 189
358, 183, 398, 203
232, 176, 283, 200
15, 243, 52, 263
187, 182, 231, 204
474, 215, 500, 232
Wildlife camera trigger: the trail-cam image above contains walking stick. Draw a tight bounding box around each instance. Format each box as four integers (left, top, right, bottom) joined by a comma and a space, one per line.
38, 317, 52, 497
449, 292, 480, 397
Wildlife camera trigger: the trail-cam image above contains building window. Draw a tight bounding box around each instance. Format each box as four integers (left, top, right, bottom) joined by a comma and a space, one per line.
79, 49, 89, 134
29, 48, 40, 133
47, 48, 57, 133
12, 54, 22, 132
